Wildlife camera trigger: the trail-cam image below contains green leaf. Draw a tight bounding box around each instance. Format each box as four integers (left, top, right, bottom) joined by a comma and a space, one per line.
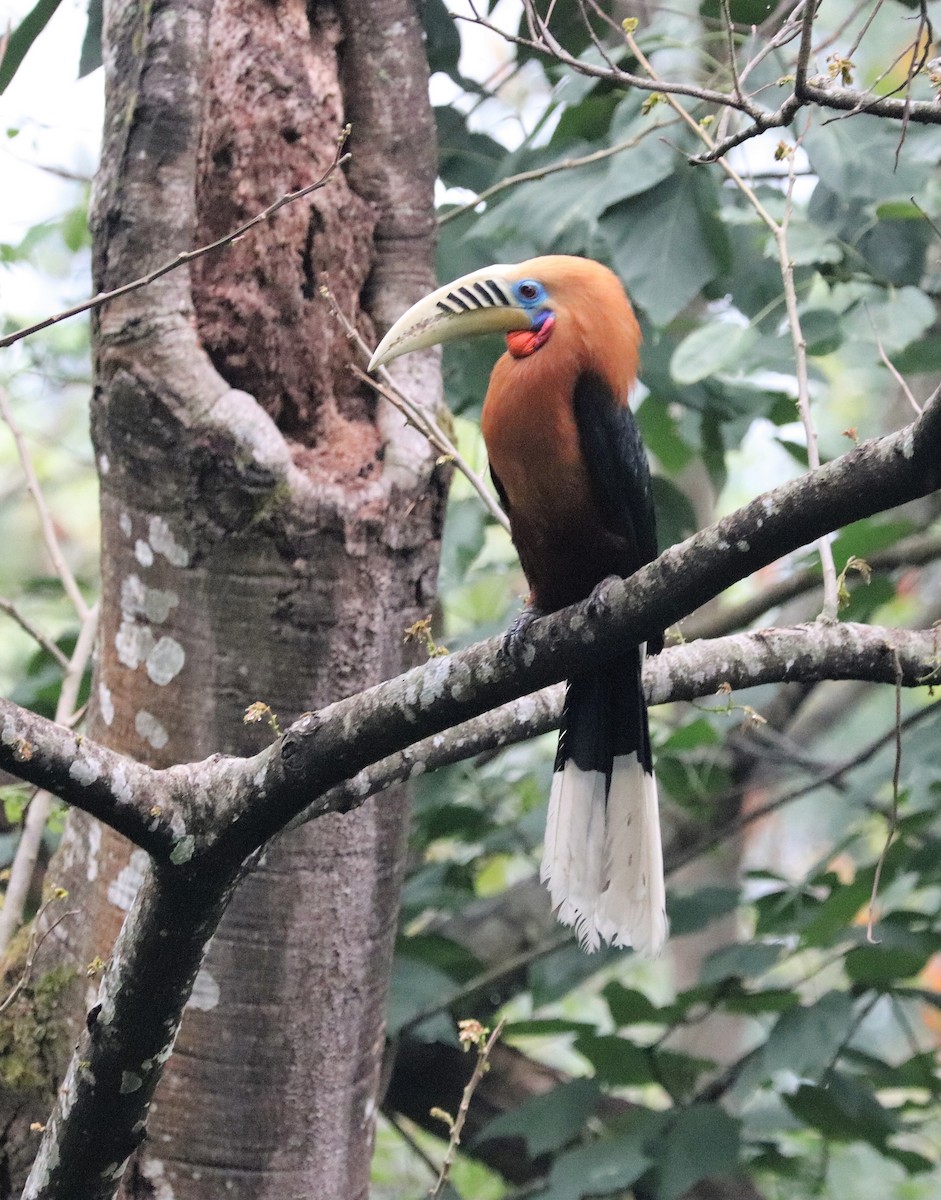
422, 0, 460, 76
734, 992, 856, 1098
474, 1078, 601, 1157
386, 956, 457, 1038
700, 941, 783, 984
785, 1073, 896, 1148
574, 1033, 655, 1086
776, 222, 843, 267
635, 396, 695, 473
78, 0, 103, 77
603, 982, 663, 1026
803, 116, 932, 204
435, 106, 505, 193
651, 476, 697, 550
506, 1019, 598, 1037
660, 717, 721, 753
670, 321, 757, 385
844, 928, 939, 986
800, 309, 843, 357
0, 0, 64, 94
602, 172, 722, 327
667, 886, 740, 937
473, 150, 611, 259
539, 1123, 655, 1200
653, 1105, 742, 1200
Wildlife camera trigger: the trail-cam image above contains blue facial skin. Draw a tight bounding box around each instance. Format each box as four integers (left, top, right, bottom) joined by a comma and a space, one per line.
512, 279, 549, 310
512, 279, 553, 329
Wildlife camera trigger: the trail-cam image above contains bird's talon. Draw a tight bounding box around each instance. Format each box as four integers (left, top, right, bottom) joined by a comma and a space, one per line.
586, 575, 622, 619
502, 605, 545, 663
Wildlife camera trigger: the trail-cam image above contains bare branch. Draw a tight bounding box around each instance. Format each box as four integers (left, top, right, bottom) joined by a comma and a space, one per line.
319, 283, 509, 532
0, 385, 90, 620
0, 602, 99, 956
0, 596, 70, 668
437, 119, 679, 228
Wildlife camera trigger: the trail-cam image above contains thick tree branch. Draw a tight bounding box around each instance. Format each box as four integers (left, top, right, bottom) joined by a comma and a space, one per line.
246, 392, 941, 849
298, 624, 939, 824
2, 396, 940, 858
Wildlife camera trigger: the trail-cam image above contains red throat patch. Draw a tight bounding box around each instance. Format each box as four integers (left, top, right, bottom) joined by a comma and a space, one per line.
506, 313, 556, 359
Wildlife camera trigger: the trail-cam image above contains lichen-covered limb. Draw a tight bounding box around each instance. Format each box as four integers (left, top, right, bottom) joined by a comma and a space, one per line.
22, 862, 237, 1200
290, 624, 939, 824
251, 390, 941, 842
3, 392, 941, 857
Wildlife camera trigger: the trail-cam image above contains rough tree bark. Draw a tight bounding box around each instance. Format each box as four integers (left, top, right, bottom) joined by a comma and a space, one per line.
5, 1, 442, 1197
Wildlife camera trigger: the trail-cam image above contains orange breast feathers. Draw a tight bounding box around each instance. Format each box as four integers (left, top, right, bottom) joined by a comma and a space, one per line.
480, 260, 642, 611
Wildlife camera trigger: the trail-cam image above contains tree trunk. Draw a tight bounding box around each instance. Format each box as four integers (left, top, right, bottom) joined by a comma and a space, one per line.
9, 1, 441, 1197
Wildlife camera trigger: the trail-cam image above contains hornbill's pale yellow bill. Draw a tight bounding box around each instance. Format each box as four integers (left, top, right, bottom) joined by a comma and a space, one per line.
368, 266, 533, 371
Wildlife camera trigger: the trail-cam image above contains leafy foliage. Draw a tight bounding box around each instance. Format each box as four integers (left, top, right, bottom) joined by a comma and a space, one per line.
379, 2, 941, 1197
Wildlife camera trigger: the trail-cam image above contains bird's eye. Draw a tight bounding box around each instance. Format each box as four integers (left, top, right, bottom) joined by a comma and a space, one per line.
515, 279, 544, 305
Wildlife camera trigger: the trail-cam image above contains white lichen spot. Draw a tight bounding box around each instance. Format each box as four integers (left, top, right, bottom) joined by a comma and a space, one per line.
736, 540, 750, 552
1, 718, 18, 747
116, 620, 156, 670
112, 761, 133, 803
146, 637, 185, 686
432, 735, 444, 748
409, 761, 426, 779
136, 710, 169, 750
140, 1158, 176, 1200
120, 1071, 143, 1094
108, 848, 150, 912
149, 516, 190, 567
135, 539, 155, 567
146, 588, 179, 624
119, 511, 132, 537
515, 695, 537, 723
762, 496, 775, 514
186, 968, 220, 1012
99, 453, 110, 476
170, 835, 195, 865
108, 1159, 131, 1181
86, 820, 101, 883
99, 681, 115, 726
451, 665, 473, 700
69, 757, 101, 787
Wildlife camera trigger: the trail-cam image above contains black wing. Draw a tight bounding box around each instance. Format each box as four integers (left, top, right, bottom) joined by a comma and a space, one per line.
572, 370, 658, 568
490, 465, 510, 514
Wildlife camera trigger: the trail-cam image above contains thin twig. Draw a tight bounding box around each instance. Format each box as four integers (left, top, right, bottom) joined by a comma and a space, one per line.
319, 284, 510, 532
438, 120, 678, 227
0, 129, 351, 351
0, 892, 76, 1014
0, 603, 99, 957
428, 1018, 506, 1200
867, 650, 904, 941
0, 385, 89, 621
0, 597, 70, 668
381, 1109, 441, 1180
868, 309, 923, 415
775, 124, 841, 619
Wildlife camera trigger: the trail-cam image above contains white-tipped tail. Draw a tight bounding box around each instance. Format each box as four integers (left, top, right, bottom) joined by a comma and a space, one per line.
541, 754, 667, 956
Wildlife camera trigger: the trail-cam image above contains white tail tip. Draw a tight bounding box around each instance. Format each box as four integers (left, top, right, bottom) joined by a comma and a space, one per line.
541, 754, 667, 956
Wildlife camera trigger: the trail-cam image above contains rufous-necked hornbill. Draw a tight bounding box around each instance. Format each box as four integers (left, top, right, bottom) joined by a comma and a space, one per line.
369, 256, 666, 955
